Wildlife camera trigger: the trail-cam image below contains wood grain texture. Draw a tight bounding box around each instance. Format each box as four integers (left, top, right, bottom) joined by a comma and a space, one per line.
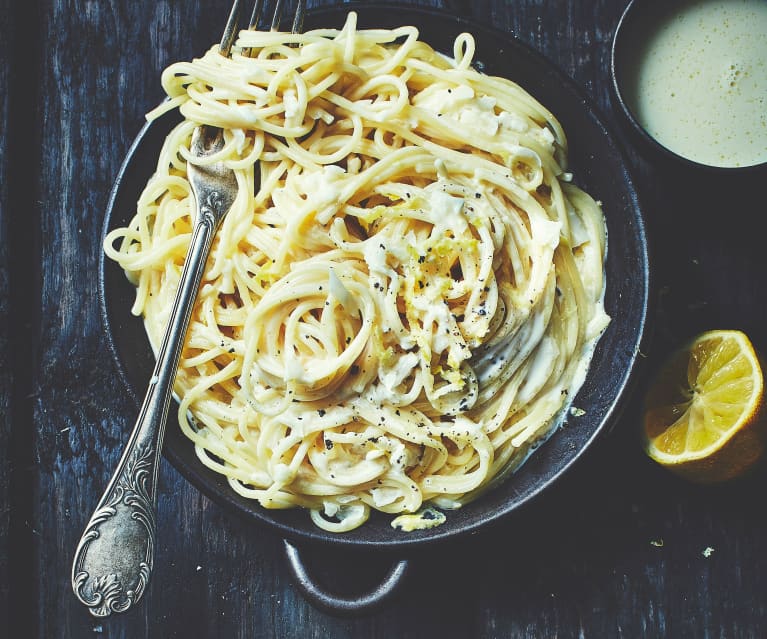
4, 0, 767, 637
4, 0, 45, 634
0, 0, 11, 629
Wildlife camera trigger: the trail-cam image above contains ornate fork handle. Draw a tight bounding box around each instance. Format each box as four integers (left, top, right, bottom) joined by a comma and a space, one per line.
72, 127, 238, 617
73, 0, 304, 615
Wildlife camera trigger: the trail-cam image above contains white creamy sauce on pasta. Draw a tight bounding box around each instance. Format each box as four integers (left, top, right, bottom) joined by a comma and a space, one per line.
105, 13, 609, 533
627, 0, 767, 167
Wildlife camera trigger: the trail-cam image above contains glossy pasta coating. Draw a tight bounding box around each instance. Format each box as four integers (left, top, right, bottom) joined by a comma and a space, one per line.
105, 13, 609, 532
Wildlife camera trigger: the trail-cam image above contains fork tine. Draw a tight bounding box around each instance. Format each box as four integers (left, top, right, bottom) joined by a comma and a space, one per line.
268, 0, 306, 33
269, 0, 284, 31
221, 0, 306, 58
290, 0, 306, 34
248, 0, 265, 30
220, 0, 245, 56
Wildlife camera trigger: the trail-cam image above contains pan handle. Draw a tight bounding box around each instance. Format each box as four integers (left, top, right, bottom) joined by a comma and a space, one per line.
283, 540, 409, 615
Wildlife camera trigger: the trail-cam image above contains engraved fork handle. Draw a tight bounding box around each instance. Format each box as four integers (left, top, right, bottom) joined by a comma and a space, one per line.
72, 0, 301, 617
71, 193, 227, 617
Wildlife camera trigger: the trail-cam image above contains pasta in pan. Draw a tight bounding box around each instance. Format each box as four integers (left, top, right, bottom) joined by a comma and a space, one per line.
105, 12, 609, 532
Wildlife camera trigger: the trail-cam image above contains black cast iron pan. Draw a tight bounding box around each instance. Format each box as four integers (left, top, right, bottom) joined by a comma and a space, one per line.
99, 3, 650, 614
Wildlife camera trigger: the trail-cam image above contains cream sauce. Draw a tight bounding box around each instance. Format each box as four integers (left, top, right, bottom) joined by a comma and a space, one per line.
626, 0, 767, 167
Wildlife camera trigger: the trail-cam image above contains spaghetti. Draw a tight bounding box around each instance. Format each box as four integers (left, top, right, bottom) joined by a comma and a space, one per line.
105, 12, 609, 532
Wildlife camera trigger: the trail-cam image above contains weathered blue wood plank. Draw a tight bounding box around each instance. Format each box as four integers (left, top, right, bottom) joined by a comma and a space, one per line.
3, 0, 46, 633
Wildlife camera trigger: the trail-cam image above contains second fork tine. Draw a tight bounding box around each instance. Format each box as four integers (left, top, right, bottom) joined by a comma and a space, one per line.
265, 0, 306, 34
269, 0, 284, 30
290, 0, 306, 34
248, 0, 265, 30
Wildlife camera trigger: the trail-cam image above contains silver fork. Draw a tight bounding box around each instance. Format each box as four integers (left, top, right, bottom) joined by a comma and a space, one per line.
72, 0, 305, 618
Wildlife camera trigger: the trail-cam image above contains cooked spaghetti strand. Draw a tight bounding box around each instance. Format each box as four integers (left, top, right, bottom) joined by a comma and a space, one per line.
105, 12, 609, 533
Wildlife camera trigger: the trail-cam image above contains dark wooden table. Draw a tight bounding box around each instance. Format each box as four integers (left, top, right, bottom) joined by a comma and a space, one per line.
3, 0, 767, 636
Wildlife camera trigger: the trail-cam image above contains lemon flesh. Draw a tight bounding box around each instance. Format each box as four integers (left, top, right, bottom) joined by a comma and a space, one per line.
643, 330, 766, 483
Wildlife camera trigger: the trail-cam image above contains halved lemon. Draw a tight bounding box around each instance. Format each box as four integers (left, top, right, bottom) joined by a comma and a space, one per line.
642, 329, 766, 483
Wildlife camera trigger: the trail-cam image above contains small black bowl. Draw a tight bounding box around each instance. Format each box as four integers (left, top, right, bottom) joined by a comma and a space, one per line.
610, 0, 767, 180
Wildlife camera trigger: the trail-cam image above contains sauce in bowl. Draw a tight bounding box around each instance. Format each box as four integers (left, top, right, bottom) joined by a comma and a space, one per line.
619, 0, 767, 169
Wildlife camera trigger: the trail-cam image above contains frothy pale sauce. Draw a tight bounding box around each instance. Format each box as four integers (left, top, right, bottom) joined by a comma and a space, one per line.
625, 0, 767, 168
